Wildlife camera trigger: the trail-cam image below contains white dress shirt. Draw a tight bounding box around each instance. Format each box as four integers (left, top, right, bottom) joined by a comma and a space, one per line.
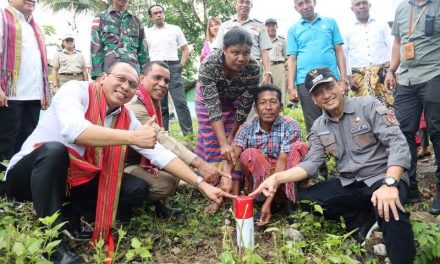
6, 81, 176, 178
0, 8, 43, 100
144, 23, 187, 61
343, 17, 392, 72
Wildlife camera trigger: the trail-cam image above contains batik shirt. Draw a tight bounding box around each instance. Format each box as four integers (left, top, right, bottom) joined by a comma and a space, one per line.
90, 5, 148, 79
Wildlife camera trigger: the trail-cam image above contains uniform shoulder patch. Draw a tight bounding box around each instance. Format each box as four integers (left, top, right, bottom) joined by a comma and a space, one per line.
375, 106, 398, 125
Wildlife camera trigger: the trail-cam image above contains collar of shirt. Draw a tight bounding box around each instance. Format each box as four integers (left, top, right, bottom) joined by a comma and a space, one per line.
107, 5, 131, 16
62, 49, 78, 54
232, 16, 253, 24
300, 13, 321, 25
409, 0, 434, 5
354, 16, 376, 25
10, 6, 33, 23
321, 98, 355, 122
151, 22, 169, 30
255, 115, 283, 133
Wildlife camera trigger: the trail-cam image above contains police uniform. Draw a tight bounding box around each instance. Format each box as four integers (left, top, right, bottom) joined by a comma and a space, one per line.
297, 95, 415, 263
51, 49, 87, 86
213, 17, 272, 61
268, 35, 287, 105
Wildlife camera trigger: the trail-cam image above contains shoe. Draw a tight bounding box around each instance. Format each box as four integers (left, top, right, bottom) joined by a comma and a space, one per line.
429, 192, 440, 215
349, 210, 376, 244
155, 201, 182, 219
417, 147, 431, 159
284, 202, 297, 225
61, 219, 93, 242
51, 240, 85, 264
407, 185, 422, 204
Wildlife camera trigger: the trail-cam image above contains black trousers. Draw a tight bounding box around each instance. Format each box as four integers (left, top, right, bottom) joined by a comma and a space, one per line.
5, 142, 148, 226
299, 178, 415, 264
0, 100, 40, 161
394, 75, 440, 190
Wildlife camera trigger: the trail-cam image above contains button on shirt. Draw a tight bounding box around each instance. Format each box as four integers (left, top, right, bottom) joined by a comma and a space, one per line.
0, 8, 43, 100
269, 36, 286, 62
144, 23, 187, 61
233, 115, 301, 160
343, 18, 392, 70
213, 17, 272, 60
51, 49, 87, 74
392, 0, 440, 85
298, 97, 410, 187
5, 81, 176, 178
287, 15, 343, 85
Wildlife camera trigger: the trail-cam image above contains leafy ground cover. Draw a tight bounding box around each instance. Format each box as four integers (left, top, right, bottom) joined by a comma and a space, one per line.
1, 106, 439, 263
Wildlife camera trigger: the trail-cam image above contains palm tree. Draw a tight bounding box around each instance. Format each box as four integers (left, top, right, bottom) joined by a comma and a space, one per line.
40, 0, 109, 32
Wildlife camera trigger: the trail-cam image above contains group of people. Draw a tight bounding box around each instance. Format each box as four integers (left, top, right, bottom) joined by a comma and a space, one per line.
0, 0, 439, 263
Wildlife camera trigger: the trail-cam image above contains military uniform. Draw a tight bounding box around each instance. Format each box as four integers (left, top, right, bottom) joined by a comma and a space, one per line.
297, 96, 415, 263
51, 49, 87, 86
213, 17, 272, 60
268, 36, 287, 105
90, 5, 148, 79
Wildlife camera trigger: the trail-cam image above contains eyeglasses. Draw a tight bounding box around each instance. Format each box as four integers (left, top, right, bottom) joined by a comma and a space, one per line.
107, 73, 138, 90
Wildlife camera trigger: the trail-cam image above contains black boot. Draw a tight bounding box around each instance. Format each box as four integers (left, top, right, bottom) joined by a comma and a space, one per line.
429, 192, 440, 215
51, 240, 85, 264
407, 184, 422, 204
154, 201, 182, 219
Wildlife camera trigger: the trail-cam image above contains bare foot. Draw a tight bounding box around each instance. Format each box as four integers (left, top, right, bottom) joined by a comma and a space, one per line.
204, 202, 222, 214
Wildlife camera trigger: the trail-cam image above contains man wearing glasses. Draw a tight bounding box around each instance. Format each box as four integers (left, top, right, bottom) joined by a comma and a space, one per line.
0, 0, 50, 171
3, 61, 234, 263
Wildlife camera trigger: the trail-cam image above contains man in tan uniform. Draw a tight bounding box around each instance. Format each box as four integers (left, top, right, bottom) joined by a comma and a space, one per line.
51, 34, 88, 93
265, 18, 287, 106
125, 61, 222, 217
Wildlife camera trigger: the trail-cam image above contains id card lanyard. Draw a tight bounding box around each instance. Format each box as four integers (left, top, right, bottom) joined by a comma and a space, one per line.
408, 3, 427, 40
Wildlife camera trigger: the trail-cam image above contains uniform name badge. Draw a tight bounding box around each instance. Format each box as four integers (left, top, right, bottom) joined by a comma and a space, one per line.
403, 42, 415, 60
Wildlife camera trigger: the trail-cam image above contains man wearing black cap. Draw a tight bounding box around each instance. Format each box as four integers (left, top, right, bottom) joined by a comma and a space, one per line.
251, 67, 415, 264
265, 18, 288, 106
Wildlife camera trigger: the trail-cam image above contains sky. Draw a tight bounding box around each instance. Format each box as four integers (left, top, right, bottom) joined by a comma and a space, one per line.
1, 0, 403, 64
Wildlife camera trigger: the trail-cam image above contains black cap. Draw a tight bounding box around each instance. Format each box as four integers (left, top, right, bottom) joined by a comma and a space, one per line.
305, 67, 336, 94
265, 18, 277, 25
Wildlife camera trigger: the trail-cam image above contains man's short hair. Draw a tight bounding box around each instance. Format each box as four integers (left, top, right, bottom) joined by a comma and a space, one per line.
148, 4, 165, 15
106, 61, 138, 74
143, 61, 169, 75
254, 84, 282, 105
223, 28, 253, 49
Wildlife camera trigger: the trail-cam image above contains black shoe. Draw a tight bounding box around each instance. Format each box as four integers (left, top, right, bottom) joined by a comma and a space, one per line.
350, 210, 377, 244
155, 201, 182, 219
284, 202, 297, 224
51, 240, 85, 264
407, 184, 422, 204
429, 192, 440, 215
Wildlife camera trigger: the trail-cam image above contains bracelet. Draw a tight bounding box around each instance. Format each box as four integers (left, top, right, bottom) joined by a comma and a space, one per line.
264, 71, 272, 76
194, 176, 204, 188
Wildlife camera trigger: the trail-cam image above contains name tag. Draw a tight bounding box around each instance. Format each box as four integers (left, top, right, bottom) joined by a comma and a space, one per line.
351, 123, 368, 134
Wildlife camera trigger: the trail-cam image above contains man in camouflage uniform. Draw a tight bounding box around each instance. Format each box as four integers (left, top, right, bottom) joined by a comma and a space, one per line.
90, 0, 148, 80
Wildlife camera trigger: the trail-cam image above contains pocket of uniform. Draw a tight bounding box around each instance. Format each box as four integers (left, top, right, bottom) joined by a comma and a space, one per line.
353, 131, 376, 150
319, 133, 337, 157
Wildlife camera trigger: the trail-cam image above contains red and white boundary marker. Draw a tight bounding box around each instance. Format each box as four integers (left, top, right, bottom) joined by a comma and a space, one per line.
234, 196, 254, 249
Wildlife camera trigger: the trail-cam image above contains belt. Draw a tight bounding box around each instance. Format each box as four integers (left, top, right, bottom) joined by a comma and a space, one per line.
163, 60, 180, 65
270, 61, 284, 65
59, 72, 82, 76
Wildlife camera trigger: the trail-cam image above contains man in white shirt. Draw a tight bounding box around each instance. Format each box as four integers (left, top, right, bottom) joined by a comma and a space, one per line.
344, 0, 394, 110
4, 61, 232, 263
0, 0, 50, 170
144, 4, 193, 135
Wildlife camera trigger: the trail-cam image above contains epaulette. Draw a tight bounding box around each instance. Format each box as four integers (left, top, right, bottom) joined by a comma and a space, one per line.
253, 18, 263, 24
278, 35, 285, 39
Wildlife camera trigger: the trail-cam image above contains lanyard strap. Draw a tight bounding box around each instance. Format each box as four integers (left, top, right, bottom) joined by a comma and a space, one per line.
408, 3, 427, 38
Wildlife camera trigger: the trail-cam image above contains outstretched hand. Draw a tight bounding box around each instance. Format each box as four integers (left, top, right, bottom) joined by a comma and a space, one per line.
249, 174, 278, 198
199, 181, 236, 204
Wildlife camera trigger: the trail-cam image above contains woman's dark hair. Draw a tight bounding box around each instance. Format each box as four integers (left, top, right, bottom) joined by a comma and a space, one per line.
253, 84, 282, 105
223, 28, 253, 49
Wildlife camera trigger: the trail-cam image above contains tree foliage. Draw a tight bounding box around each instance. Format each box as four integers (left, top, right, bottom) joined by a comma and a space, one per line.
41, 0, 235, 84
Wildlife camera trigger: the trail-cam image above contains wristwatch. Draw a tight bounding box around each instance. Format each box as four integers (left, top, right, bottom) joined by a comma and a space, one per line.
386, 68, 396, 76
264, 71, 272, 76
382, 176, 400, 188
194, 176, 204, 188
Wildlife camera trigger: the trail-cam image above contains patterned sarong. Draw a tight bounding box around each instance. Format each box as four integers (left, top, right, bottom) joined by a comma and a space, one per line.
194, 84, 242, 180
351, 62, 394, 111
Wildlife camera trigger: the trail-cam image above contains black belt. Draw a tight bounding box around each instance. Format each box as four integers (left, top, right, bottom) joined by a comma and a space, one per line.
59, 72, 82, 76
163, 60, 180, 65
271, 61, 284, 65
